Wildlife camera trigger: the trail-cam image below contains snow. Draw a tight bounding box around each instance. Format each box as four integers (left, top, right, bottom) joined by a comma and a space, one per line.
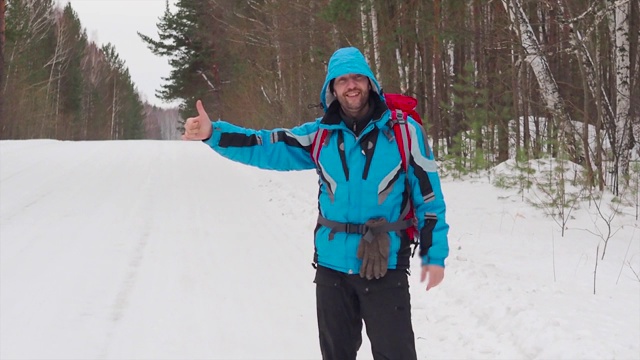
1, 139, 639, 360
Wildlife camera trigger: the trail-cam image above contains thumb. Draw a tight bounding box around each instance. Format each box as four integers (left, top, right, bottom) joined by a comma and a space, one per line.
420, 265, 428, 283
196, 100, 208, 118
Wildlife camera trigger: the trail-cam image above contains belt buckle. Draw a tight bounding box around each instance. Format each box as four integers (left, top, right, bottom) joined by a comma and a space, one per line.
346, 223, 366, 234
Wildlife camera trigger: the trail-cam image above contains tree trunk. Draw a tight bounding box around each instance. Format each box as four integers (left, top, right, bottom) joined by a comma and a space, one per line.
360, 0, 370, 61
45, 18, 70, 138
612, 0, 632, 181
394, 1, 407, 93
474, 0, 487, 154
633, 21, 640, 158
413, 7, 420, 99
395, 47, 407, 93
308, 0, 315, 64
0, 0, 5, 130
595, 28, 606, 191
111, 76, 118, 139
577, 50, 595, 187
432, 0, 443, 157
370, 1, 381, 84
271, 0, 285, 102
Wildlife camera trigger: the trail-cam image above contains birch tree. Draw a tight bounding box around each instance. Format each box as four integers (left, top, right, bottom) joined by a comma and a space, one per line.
555, 0, 616, 144
360, 0, 370, 61
554, 0, 613, 188
81, 42, 105, 139
45, 4, 80, 138
609, 0, 633, 184
432, 0, 444, 156
412, 7, 420, 99
370, 0, 381, 83
501, 0, 578, 162
102, 44, 122, 139
633, 34, 640, 157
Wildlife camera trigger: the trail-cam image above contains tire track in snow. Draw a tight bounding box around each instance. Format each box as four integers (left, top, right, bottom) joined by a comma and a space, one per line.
109, 222, 152, 323
97, 147, 156, 359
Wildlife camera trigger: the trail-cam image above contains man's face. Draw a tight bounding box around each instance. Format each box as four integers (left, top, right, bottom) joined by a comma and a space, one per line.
333, 73, 371, 118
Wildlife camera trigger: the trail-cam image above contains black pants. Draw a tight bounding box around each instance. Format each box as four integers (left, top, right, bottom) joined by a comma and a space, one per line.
314, 265, 417, 360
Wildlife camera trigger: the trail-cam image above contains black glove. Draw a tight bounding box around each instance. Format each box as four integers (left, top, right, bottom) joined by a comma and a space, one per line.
356, 218, 391, 280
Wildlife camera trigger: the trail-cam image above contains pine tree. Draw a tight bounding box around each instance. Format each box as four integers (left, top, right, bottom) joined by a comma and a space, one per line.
119, 68, 145, 140
57, 3, 86, 139
138, 0, 222, 118
3, 0, 56, 138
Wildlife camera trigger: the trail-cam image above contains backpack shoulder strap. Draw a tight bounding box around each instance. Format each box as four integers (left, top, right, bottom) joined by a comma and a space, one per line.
311, 128, 331, 166
389, 110, 412, 172
389, 111, 420, 249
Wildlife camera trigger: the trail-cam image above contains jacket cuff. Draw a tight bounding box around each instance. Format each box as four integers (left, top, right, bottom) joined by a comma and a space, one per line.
201, 121, 218, 144
422, 256, 445, 267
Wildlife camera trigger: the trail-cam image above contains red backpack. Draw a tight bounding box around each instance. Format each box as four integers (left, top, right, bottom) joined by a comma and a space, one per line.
311, 93, 422, 247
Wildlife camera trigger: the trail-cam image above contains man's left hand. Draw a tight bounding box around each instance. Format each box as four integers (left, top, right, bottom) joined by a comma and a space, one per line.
420, 265, 444, 291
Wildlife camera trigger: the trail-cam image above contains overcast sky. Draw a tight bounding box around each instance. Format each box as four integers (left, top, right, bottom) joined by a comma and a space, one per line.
58, 0, 179, 108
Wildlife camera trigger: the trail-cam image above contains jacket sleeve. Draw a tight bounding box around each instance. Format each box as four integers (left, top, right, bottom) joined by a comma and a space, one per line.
202, 120, 318, 171
406, 119, 450, 267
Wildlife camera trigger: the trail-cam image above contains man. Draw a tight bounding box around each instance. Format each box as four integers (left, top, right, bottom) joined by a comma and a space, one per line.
183, 47, 449, 360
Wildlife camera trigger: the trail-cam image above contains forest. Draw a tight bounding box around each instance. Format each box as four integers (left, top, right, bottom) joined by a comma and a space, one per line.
1, 0, 639, 194
1, 0, 155, 140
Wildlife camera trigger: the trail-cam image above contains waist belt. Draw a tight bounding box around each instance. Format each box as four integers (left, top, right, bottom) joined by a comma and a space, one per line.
317, 215, 414, 242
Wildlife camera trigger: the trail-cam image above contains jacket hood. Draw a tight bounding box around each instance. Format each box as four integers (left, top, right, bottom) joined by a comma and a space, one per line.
320, 47, 383, 111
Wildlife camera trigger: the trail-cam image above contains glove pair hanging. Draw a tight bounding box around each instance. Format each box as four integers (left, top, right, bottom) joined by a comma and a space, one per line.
356, 218, 391, 280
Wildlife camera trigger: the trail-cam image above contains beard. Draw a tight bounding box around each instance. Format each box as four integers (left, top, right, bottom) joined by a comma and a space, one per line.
336, 89, 370, 118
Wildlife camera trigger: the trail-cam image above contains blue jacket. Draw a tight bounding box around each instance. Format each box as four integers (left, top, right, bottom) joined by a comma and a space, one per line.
204, 47, 449, 274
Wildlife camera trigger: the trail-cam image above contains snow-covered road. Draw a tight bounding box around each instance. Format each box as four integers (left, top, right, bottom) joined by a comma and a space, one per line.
1, 140, 638, 359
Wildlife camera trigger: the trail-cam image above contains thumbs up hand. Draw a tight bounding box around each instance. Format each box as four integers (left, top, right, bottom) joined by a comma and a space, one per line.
182, 100, 213, 141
